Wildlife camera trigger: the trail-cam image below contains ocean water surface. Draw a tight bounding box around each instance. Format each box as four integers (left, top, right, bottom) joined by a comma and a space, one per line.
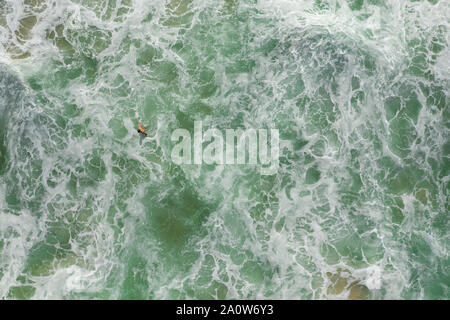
0, 0, 449, 299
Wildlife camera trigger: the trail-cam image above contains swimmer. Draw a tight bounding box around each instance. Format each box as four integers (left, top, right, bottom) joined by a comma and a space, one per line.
137, 123, 148, 136
137, 123, 148, 145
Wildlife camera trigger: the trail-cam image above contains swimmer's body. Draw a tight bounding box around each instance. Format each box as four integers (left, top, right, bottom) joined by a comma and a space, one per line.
137, 123, 148, 136
137, 123, 148, 145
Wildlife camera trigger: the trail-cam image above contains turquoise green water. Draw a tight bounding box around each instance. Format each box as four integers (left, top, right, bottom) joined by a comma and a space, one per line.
0, 0, 448, 299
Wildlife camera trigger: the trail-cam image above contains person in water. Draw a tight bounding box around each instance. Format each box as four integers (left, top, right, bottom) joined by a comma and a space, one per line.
137, 123, 148, 136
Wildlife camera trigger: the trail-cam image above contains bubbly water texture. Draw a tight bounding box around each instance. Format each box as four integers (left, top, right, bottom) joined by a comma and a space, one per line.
0, 0, 449, 299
